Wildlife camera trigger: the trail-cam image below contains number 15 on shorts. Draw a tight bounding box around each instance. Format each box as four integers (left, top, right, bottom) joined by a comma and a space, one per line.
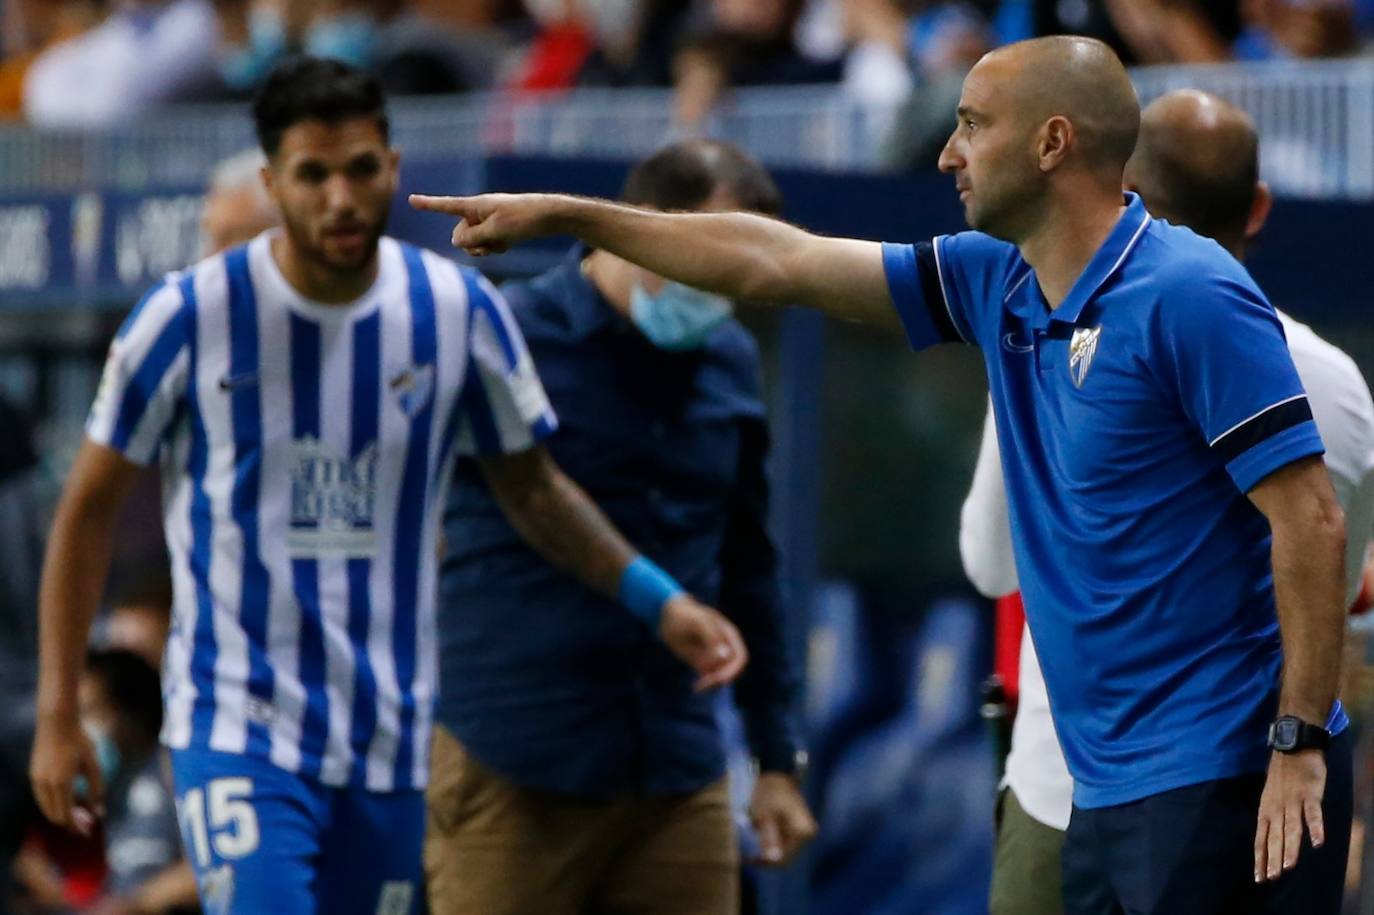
179, 777, 262, 866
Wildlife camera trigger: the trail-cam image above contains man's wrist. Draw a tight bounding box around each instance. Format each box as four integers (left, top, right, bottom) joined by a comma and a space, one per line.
618, 556, 684, 629
1267, 714, 1331, 754
755, 747, 809, 780
553, 195, 597, 238
36, 689, 80, 725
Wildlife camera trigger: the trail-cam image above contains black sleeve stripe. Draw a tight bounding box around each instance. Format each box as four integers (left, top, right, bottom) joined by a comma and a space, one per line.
915, 242, 962, 344
1210, 396, 1314, 464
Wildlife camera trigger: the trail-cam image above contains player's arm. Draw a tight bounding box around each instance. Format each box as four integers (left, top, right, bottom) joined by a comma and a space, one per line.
31, 441, 144, 834
1247, 455, 1347, 881
1249, 455, 1346, 724
410, 193, 899, 329
476, 445, 747, 690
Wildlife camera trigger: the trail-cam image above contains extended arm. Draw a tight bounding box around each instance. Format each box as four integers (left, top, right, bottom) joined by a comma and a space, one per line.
31, 440, 144, 832
477, 445, 747, 689
411, 192, 900, 329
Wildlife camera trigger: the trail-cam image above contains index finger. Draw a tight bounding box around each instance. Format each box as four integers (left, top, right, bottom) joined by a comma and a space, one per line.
408, 194, 471, 215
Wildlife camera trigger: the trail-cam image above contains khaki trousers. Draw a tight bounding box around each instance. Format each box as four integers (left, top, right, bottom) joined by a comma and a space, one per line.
425, 725, 739, 915
990, 787, 1067, 915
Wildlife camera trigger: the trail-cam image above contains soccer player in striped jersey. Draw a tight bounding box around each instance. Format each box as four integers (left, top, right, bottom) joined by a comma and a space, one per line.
29, 57, 746, 915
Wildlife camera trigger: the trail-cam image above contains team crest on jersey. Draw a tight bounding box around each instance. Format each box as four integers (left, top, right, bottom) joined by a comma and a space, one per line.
390, 364, 435, 417
288, 438, 379, 557
1068, 326, 1102, 389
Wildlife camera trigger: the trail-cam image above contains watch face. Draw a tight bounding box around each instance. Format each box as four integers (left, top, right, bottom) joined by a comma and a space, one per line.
1275, 718, 1299, 748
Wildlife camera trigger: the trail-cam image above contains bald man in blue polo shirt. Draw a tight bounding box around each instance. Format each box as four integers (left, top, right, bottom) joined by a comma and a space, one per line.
412, 36, 1350, 914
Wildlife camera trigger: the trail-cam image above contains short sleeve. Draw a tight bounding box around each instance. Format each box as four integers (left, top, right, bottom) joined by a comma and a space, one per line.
86, 276, 192, 466
881, 231, 1017, 352
1160, 271, 1324, 493
451, 271, 558, 457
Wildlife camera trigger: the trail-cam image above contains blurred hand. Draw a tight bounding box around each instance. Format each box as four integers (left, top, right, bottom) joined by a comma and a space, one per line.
1255, 749, 1327, 882
658, 594, 748, 691
749, 772, 818, 867
88, 895, 154, 915
409, 192, 570, 256
839, 0, 908, 50
29, 712, 104, 836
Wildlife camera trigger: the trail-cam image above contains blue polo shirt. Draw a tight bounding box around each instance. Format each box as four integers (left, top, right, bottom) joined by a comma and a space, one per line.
884, 193, 1345, 809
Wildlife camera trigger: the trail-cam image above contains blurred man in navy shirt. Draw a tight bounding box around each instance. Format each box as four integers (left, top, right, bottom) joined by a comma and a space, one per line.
427, 140, 815, 915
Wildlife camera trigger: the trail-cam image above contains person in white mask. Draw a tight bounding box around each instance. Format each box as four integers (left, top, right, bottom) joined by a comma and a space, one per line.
424, 138, 816, 915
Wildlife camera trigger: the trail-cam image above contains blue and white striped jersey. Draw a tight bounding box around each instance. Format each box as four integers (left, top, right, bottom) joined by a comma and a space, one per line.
87, 233, 557, 792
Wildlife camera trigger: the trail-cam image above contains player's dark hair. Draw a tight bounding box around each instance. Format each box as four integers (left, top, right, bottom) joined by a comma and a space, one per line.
622, 139, 784, 216
253, 57, 390, 158
86, 648, 163, 749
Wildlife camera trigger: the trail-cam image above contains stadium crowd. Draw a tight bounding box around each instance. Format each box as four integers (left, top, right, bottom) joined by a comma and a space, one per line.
3, 0, 1374, 130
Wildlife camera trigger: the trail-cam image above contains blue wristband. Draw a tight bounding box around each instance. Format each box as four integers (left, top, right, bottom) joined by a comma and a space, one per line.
618, 556, 684, 629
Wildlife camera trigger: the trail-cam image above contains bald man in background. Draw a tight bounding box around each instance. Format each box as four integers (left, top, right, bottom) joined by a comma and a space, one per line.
200, 148, 280, 256
413, 36, 1352, 914
965, 88, 1373, 915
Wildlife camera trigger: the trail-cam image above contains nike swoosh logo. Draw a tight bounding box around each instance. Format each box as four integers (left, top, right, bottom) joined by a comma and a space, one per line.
1002, 332, 1034, 354
218, 372, 258, 391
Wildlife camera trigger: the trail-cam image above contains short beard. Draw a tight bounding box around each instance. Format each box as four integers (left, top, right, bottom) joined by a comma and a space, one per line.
968, 182, 1044, 245
282, 209, 389, 277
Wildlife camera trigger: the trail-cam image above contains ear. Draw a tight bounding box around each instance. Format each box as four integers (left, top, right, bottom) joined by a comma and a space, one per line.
259, 162, 277, 201
1245, 180, 1272, 242
1038, 115, 1073, 173
388, 148, 402, 194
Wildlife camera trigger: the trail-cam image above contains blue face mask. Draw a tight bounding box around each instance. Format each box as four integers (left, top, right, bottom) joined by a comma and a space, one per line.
94, 733, 122, 785
75, 724, 122, 798
629, 282, 733, 351
219, 7, 288, 92
305, 14, 378, 69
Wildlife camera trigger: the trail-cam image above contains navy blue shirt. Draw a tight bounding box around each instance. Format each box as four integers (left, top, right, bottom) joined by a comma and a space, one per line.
435, 247, 801, 799
884, 194, 1344, 808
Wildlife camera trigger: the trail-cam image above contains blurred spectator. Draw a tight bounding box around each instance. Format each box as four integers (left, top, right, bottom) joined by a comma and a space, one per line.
842, 1, 991, 116
1233, 0, 1359, 59
508, 0, 600, 91
867, 1, 992, 170
577, 0, 696, 88
509, 0, 694, 93
254, 0, 510, 95
24, 0, 221, 128
15, 651, 197, 915
200, 147, 280, 256
1004, 0, 1240, 63
410, 0, 528, 27
102, 587, 173, 674
673, 0, 843, 127
79, 651, 196, 915
0, 0, 106, 119
213, 0, 290, 97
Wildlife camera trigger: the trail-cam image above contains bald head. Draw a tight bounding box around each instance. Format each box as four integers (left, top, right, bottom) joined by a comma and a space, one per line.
1125, 90, 1260, 256
201, 149, 279, 256
983, 36, 1141, 177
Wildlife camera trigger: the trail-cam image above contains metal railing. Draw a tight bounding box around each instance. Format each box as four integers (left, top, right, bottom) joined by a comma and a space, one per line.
1132, 59, 1374, 199
0, 58, 1371, 198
